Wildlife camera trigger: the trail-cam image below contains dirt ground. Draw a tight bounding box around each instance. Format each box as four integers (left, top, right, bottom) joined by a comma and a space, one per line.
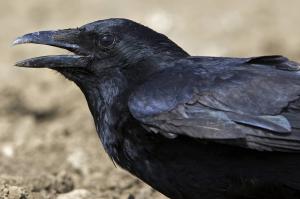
1, 0, 300, 198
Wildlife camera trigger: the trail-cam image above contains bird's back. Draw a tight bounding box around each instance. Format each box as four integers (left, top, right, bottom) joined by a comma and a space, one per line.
123, 55, 300, 199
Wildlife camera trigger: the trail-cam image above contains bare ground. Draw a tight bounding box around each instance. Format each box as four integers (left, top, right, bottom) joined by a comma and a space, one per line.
1, 0, 300, 198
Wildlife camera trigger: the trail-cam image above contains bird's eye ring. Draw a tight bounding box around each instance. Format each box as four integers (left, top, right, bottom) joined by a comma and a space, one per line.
98, 33, 115, 48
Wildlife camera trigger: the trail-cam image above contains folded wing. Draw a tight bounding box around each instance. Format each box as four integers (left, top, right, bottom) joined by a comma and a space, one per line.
128, 56, 300, 152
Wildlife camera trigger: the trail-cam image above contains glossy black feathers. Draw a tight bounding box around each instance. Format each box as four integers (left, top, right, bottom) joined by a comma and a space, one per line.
15, 19, 300, 199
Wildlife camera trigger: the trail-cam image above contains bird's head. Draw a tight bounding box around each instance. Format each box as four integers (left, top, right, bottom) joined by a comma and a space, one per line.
14, 18, 188, 85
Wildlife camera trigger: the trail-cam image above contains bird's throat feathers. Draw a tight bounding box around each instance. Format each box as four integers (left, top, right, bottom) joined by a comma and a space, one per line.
76, 70, 130, 157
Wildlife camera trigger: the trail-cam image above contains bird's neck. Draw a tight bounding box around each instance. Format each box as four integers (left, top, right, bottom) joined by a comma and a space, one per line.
77, 52, 187, 160
78, 69, 130, 159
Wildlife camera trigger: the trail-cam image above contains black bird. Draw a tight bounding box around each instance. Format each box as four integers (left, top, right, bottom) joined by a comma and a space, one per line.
14, 18, 300, 199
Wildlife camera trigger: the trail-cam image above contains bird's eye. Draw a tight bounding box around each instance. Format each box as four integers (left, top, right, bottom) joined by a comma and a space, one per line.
98, 34, 115, 48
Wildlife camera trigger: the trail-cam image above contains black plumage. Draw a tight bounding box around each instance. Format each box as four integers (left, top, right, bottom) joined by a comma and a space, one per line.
14, 18, 300, 199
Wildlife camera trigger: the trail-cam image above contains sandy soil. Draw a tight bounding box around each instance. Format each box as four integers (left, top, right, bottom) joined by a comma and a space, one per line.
1, 0, 300, 198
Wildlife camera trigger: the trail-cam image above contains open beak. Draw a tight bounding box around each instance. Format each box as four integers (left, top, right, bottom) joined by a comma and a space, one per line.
13, 29, 92, 68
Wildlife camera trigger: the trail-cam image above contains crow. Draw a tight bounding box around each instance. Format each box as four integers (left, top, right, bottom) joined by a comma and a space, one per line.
13, 18, 300, 199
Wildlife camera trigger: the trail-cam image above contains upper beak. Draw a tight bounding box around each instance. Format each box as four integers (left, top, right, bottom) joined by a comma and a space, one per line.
13, 29, 92, 68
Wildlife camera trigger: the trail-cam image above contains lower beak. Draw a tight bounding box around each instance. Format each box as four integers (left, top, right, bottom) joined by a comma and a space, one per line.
13, 29, 92, 68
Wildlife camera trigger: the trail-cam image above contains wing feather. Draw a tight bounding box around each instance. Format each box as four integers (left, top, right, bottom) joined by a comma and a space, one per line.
128, 56, 300, 152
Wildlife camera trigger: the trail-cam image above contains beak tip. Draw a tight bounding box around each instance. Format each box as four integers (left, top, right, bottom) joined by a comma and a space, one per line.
14, 59, 31, 68
12, 37, 25, 46
14, 61, 24, 67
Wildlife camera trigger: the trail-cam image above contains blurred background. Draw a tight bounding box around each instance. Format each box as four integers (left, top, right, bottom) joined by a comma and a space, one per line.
1, 0, 300, 198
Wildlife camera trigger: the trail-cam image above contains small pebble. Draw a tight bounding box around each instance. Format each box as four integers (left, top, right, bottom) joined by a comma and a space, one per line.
57, 189, 90, 199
